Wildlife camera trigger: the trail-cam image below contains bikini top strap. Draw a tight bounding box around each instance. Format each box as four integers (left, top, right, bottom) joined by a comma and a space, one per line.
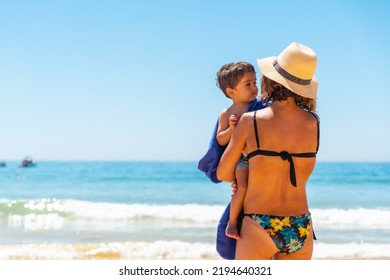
309, 112, 320, 153
253, 111, 260, 149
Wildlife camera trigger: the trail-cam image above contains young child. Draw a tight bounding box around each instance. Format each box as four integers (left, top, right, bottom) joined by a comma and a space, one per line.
215, 62, 258, 240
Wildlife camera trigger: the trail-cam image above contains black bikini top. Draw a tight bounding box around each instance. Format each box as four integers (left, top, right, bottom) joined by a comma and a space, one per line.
247, 110, 320, 187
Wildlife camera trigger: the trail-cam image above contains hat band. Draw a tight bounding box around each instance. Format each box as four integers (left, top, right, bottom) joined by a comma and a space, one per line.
273, 60, 311, 86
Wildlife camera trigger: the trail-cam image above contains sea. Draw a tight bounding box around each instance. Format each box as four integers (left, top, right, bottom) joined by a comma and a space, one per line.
0, 161, 389, 260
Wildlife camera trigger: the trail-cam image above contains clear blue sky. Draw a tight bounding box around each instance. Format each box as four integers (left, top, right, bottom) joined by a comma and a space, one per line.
0, 0, 389, 162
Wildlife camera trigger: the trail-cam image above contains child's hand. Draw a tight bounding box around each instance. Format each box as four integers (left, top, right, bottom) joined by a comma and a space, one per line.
228, 115, 238, 129
231, 179, 238, 195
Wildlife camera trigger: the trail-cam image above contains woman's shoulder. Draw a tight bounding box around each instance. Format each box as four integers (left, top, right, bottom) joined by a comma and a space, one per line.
240, 110, 255, 123
309, 111, 320, 123
239, 108, 271, 129
243, 107, 271, 118
300, 110, 320, 127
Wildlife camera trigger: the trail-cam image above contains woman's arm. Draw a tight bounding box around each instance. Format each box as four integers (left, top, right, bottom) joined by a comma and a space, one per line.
217, 114, 248, 182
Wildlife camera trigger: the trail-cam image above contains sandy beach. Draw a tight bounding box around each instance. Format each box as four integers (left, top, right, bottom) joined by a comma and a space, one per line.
2, 241, 390, 260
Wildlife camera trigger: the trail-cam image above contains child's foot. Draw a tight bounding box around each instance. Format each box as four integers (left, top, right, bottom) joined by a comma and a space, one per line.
225, 223, 240, 240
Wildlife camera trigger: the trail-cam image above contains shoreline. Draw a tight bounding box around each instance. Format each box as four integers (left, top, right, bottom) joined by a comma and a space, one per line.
1, 241, 390, 260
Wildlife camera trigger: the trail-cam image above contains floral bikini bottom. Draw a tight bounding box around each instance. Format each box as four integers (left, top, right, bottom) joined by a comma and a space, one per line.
244, 211, 312, 254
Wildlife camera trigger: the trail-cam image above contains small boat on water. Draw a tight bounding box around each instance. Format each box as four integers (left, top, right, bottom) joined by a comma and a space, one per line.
0, 162, 6, 167
18, 157, 36, 168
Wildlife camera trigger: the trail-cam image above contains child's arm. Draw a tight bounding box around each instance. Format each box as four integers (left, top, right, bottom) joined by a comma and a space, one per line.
216, 110, 238, 146
217, 113, 248, 183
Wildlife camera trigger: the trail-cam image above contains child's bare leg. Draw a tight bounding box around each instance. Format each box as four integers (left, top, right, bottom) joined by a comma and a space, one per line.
226, 167, 248, 240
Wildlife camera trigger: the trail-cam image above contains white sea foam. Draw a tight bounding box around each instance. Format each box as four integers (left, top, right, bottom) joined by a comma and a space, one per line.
0, 241, 389, 260
8, 213, 64, 230
313, 242, 390, 259
62, 200, 225, 222
2, 199, 390, 231
0, 241, 219, 260
62, 201, 390, 230
311, 208, 390, 229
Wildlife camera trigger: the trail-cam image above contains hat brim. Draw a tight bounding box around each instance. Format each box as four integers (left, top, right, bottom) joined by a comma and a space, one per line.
257, 57, 317, 99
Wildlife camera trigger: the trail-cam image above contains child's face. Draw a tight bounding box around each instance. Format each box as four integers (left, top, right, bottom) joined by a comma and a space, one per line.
230, 72, 258, 103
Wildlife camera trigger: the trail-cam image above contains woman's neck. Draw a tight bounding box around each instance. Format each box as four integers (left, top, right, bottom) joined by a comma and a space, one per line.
270, 98, 302, 116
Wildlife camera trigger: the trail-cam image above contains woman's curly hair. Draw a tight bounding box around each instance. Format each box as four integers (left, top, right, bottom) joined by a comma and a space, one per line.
260, 75, 316, 111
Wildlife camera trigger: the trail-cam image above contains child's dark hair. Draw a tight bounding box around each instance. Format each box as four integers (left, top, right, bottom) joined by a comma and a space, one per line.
217, 62, 256, 98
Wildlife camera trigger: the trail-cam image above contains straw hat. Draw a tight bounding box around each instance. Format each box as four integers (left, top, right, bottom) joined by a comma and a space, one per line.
257, 42, 318, 99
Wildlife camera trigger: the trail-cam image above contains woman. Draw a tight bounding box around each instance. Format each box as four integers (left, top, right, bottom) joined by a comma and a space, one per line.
217, 42, 320, 260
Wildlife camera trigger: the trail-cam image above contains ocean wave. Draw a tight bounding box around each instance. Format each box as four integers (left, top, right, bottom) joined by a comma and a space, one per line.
1, 199, 390, 230
312, 208, 390, 229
